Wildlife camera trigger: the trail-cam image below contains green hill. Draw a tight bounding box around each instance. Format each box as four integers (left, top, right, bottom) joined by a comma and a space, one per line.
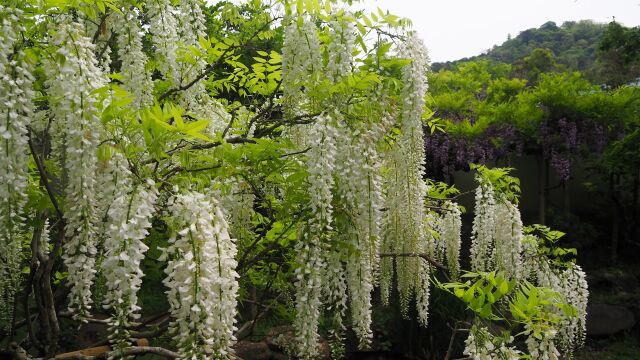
433, 20, 606, 74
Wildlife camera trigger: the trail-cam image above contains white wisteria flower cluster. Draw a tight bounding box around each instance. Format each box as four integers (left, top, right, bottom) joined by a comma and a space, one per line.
46, 20, 108, 319
147, 0, 180, 82
380, 31, 432, 317
114, 9, 153, 109
493, 200, 523, 279
463, 325, 522, 360
219, 178, 256, 243
102, 180, 158, 350
178, 0, 208, 46
147, 0, 231, 137
439, 201, 462, 279
466, 173, 588, 359
334, 118, 385, 348
293, 113, 337, 359
323, 248, 348, 358
524, 324, 560, 360
281, 17, 322, 119
163, 191, 239, 359
326, 15, 355, 83
470, 176, 523, 279
536, 261, 589, 356
0, 6, 34, 330
470, 178, 497, 273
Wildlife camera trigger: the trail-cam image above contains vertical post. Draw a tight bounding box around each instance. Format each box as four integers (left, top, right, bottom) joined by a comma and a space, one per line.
538, 155, 546, 225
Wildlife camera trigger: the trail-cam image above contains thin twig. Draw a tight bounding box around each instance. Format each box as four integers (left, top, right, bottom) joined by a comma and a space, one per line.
444, 321, 471, 360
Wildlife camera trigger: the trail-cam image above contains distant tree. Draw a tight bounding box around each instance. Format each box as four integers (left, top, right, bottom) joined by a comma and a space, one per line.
596, 21, 640, 87
515, 48, 562, 83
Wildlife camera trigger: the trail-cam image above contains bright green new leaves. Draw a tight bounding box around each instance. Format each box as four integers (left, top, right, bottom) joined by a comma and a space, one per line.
438, 271, 516, 320
472, 164, 521, 204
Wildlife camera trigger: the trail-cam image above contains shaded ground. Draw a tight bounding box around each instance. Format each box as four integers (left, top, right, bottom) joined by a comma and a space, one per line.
576, 337, 640, 360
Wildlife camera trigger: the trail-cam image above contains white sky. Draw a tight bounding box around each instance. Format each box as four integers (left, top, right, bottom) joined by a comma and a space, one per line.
361, 0, 640, 62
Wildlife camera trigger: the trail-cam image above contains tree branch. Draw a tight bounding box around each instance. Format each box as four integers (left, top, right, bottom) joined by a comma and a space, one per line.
57, 346, 179, 360
444, 321, 471, 360
28, 132, 63, 219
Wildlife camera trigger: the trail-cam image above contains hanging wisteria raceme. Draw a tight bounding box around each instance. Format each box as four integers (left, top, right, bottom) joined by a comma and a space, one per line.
563, 265, 588, 354
46, 20, 107, 319
0, 6, 34, 330
80, 9, 113, 73
333, 124, 366, 348
219, 178, 255, 244
281, 17, 322, 121
381, 31, 430, 316
174, 0, 231, 137
380, 152, 400, 307
147, 0, 180, 82
470, 177, 496, 273
90, 151, 133, 307
321, 18, 365, 350
492, 200, 523, 279
414, 211, 448, 326
426, 211, 445, 264
536, 260, 589, 357
463, 325, 522, 360
293, 230, 325, 360
520, 233, 540, 282
163, 191, 239, 359
323, 248, 348, 359
95, 152, 133, 238
440, 201, 462, 279
293, 113, 337, 359
177, 0, 207, 45
326, 15, 355, 83
102, 180, 157, 350
470, 173, 524, 279
147, 0, 230, 137
40, 219, 51, 257
358, 126, 386, 281
338, 129, 381, 347
114, 9, 153, 109
322, 125, 349, 354
524, 323, 560, 360
366, 112, 398, 286
552, 265, 589, 357
415, 256, 431, 327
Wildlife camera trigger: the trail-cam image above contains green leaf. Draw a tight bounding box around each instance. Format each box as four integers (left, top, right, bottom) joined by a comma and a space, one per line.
296, 0, 304, 15
480, 302, 492, 318
454, 288, 464, 298
96, 1, 106, 14
486, 291, 495, 303
462, 288, 474, 303
498, 279, 509, 296
183, 119, 210, 133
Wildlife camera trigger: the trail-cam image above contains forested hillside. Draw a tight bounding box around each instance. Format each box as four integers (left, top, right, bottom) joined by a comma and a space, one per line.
434, 21, 605, 71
